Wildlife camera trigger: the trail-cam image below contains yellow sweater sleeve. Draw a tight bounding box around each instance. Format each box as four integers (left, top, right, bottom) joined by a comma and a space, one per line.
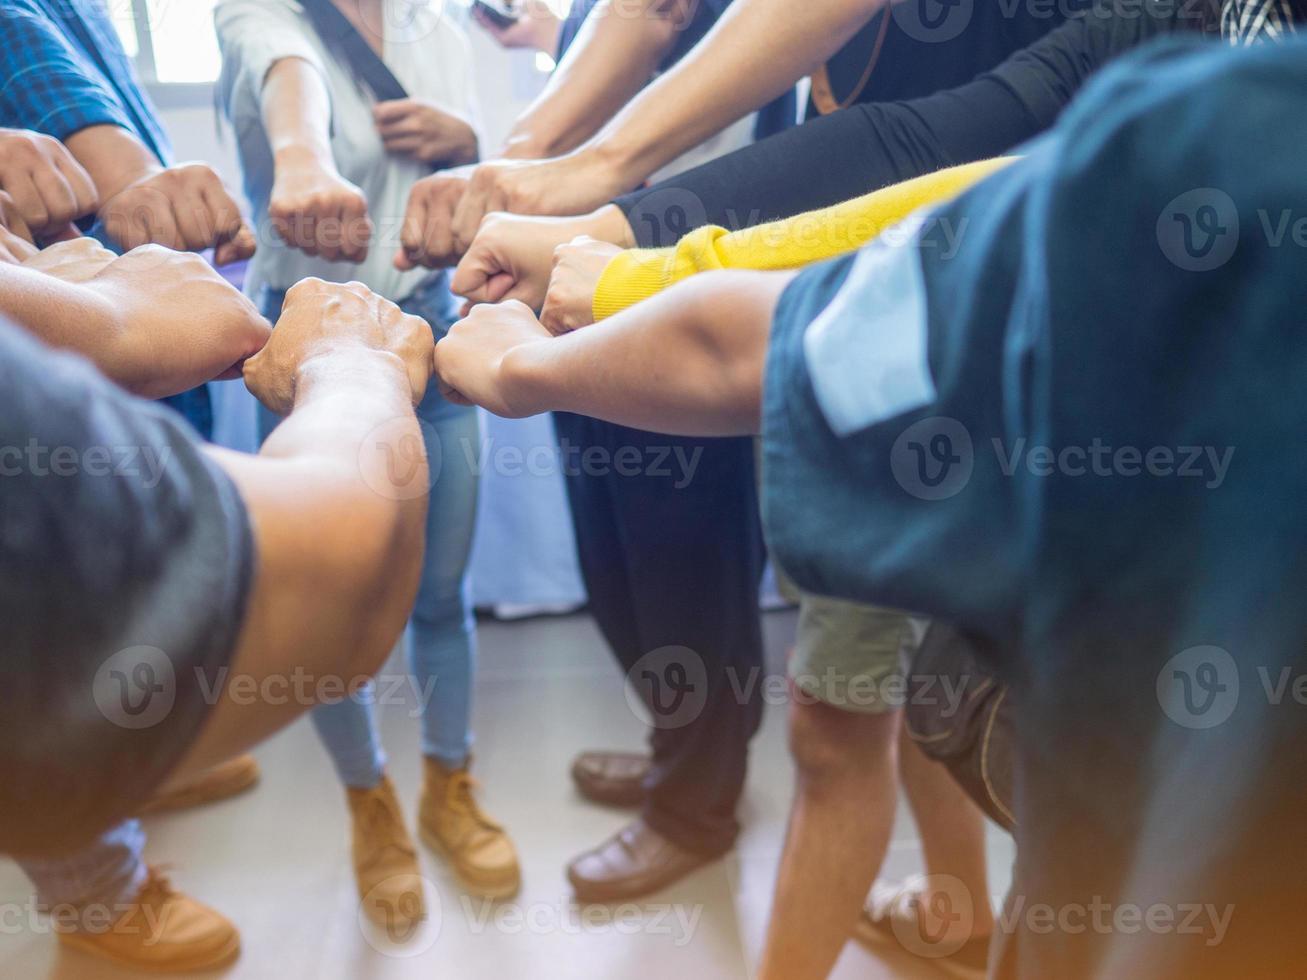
592, 157, 1015, 322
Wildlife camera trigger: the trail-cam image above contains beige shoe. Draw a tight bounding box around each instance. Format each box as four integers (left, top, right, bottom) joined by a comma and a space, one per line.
346, 775, 427, 928
56, 866, 240, 973
418, 757, 520, 899
139, 755, 260, 815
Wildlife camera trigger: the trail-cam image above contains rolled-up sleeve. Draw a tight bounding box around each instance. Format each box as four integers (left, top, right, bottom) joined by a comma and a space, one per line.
0, 1, 136, 139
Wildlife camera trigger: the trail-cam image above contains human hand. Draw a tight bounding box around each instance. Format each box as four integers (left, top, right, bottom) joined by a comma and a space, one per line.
434, 300, 552, 416
373, 98, 478, 166
244, 279, 434, 415
268, 154, 372, 263
395, 164, 476, 270
450, 204, 635, 308
26, 243, 271, 397
100, 162, 256, 265
19, 235, 114, 282
540, 236, 622, 335
472, 0, 562, 54
0, 129, 98, 242
448, 152, 627, 257
0, 192, 38, 264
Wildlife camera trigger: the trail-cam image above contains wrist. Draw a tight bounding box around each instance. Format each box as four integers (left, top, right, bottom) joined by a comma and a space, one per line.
273, 144, 337, 179
498, 340, 553, 417
592, 204, 636, 249
294, 345, 408, 404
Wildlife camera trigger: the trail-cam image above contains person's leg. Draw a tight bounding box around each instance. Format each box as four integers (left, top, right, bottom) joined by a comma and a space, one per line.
757, 596, 909, 980
761, 701, 899, 980
400, 276, 519, 899
561, 423, 765, 899
615, 428, 765, 854
18, 820, 239, 971
898, 723, 995, 937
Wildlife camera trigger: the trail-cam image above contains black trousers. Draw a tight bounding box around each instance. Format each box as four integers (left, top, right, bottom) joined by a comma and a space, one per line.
554, 413, 766, 855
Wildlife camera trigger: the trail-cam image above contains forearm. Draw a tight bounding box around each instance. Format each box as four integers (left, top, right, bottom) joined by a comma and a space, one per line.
261, 57, 337, 174
0, 262, 145, 388
503, 0, 681, 158
584, 0, 884, 188
508, 269, 793, 434
63, 124, 162, 204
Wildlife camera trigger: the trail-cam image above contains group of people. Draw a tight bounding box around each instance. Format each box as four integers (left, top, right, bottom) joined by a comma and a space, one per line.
2, 0, 1306, 977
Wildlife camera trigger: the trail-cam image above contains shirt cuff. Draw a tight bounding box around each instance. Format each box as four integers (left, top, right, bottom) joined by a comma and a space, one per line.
592, 247, 676, 321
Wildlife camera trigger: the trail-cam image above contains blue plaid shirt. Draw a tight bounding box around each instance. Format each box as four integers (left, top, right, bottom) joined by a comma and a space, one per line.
0, 0, 171, 164
0, 1, 213, 435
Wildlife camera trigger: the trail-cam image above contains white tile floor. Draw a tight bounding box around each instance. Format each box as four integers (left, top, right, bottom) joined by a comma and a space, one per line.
0, 610, 1014, 979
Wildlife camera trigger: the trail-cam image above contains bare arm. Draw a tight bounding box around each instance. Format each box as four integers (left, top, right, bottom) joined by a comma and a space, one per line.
1, 241, 270, 397
63, 124, 256, 264
174, 281, 434, 774
588, 0, 882, 186
260, 57, 373, 262
502, 0, 688, 159
436, 269, 796, 435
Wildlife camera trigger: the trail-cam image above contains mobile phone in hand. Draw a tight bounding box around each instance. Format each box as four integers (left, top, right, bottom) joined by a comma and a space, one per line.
473, 0, 520, 29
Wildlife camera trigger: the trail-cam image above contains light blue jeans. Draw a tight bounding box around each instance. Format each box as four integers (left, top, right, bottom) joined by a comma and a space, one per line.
259, 272, 480, 786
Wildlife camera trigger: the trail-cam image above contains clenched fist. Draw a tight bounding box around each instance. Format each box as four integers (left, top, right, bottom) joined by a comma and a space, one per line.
434, 299, 551, 417
23, 240, 272, 398
0, 129, 98, 242
244, 279, 435, 415
268, 155, 373, 263
540, 236, 623, 335
396, 164, 475, 270
100, 162, 256, 265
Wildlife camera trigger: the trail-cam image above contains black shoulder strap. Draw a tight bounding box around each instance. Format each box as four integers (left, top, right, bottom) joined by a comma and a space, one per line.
298, 0, 409, 102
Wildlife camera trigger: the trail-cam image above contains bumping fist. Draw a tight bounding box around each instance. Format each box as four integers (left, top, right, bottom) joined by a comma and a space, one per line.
0, 129, 98, 242
433, 299, 551, 416
539, 236, 622, 335
19, 234, 115, 282
268, 161, 373, 263
396, 164, 475, 270
100, 162, 256, 265
244, 279, 435, 415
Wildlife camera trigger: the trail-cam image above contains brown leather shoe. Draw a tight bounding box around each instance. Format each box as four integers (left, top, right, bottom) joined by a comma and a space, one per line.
56, 866, 240, 973
570, 750, 650, 808
567, 818, 715, 903
139, 755, 260, 815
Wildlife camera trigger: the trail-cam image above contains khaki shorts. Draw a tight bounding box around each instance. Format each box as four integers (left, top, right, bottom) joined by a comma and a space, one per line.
777, 562, 925, 714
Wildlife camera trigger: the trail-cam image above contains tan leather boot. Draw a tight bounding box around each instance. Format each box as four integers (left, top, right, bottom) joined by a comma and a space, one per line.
346, 775, 427, 928
56, 866, 240, 973
418, 757, 520, 899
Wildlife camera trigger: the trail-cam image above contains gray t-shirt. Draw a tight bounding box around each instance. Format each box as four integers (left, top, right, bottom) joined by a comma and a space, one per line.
0, 319, 255, 856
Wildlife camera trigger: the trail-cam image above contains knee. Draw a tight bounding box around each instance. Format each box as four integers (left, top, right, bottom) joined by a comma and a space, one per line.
788, 698, 897, 789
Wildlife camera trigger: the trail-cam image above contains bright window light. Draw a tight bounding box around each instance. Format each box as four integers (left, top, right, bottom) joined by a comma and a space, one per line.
145, 0, 221, 84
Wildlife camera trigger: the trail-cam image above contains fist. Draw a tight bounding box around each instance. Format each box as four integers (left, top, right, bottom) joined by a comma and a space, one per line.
0, 129, 98, 242
245, 279, 435, 415
268, 165, 372, 263
396, 165, 475, 270
540, 236, 623, 335
0, 191, 38, 265
434, 299, 550, 416
101, 163, 256, 265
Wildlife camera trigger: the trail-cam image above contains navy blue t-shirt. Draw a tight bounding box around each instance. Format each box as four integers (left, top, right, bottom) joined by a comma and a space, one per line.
765, 37, 1307, 977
